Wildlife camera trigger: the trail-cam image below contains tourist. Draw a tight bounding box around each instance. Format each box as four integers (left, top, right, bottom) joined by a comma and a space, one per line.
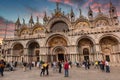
83, 60, 88, 70
45, 62, 49, 76
58, 61, 62, 73
23, 61, 27, 72
105, 60, 110, 73
94, 61, 99, 69
40, 62, 45, 76
53, 61, 57, 72
28, 62, 32, 70
36, 61, 40, 69
86, 60, 90, 69
0, 60, 5, 76
64, 60, 69, 77
101, 60, 105, 71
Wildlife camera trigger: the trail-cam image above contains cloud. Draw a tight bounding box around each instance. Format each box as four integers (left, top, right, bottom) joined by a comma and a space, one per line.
0, 16, 13, 25
83, 0, 93, 8
49, 0, 62, 2
49, 0, 86, 8
0, 16, 14, 41
117, 11, 120, 16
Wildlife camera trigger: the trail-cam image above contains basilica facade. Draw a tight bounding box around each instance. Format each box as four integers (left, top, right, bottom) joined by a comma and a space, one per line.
2, 2, 120, 66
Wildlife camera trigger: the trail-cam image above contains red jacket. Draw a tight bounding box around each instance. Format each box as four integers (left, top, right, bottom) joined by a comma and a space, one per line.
64, 62, 69, 70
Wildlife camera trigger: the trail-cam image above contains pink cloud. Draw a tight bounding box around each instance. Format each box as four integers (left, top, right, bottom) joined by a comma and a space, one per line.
49, 0, 74, 6
64, 0, 74, 6
49, 0, 62, 3
117, 11, 120, 16
90, 2, 110, 13
33, 12, 44, 19
0, 18, 14, 42
83, 0, 93, 8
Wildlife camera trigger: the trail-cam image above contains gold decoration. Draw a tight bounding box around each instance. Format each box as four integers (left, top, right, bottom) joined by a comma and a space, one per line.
76, 22, 89, 29
48, 36, 67, 47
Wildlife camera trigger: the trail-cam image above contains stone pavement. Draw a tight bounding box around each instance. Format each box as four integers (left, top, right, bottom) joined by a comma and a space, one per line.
0, 66, 120, 80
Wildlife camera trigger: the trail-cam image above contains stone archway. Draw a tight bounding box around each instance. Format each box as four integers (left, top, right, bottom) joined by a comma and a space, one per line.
77, 38, 94, 61
100, 36, 119, 62
47, 35, 67, 62
52, 46, 66, 61
13, 43, 24, 62
28, 42, 40, 62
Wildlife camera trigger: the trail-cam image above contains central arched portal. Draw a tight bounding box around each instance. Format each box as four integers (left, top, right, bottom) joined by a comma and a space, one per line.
53, 46, 65, 61
47, 35, 68, 62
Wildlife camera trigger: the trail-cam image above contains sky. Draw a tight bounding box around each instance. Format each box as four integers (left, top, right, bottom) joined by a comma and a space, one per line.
0, 0, 120, 43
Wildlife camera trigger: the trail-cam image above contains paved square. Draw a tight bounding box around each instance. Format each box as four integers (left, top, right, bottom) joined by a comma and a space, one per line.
0, 66, 120, 80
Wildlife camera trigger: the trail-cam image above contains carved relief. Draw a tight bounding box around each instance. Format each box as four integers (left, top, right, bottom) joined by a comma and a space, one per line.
75, 22, 89, 29
48, 36, 67, 47
96, 20, 108, 27
100, 37, 118, 54
78, 38, 93, 54
33, 27, 43, 34
21, 29, 29, 35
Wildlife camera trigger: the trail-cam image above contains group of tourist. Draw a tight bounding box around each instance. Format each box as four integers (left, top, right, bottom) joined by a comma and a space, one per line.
39, 60, 70, 77
0, 59, 111, 77
94, 60, 110, 73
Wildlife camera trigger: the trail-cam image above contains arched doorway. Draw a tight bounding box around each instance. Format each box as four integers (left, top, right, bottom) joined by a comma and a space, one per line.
53, 46, 65, 61
28, 42, 40, 62
47, 35, 68, 62
78, 38, 94, 61
100, 36, 119, 62
83, 48, 89, 61
13, 43, 24, 62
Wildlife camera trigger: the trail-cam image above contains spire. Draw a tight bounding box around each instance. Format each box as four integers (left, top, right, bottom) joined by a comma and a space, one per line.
15, 17, 21, 30
23, 18, 25, 25
70, 7, 75, 18
36, 16, 39, 24
88, 6, 93, 20
110, 0, 112, 7
54, 2, 61, 14
56, 2, 59, 11
43, 11, 48, 23
29, 15, 34, 26
98, 7, 102, 13
89, 6, 92, 12
109, 0, 119, 25
79, 8, 82, 16
15, 17, 21, 26
70, 7, 75, 22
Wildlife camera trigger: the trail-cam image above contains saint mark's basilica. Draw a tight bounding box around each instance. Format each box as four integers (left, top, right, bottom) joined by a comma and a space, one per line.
2, 2, 120, 66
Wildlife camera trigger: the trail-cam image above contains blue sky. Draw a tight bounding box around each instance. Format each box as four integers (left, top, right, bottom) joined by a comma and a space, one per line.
0, 0, 120, 43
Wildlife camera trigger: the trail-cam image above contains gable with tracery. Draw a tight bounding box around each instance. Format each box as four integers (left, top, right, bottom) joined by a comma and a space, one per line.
20, 29, 29, 36
32, 27, 44, 34
75, 21, 90, 29
95, 19, 109, 27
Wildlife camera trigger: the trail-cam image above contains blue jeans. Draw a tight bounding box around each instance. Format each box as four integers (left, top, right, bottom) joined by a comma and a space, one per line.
106, 66, 110, 73
0, 68, 4, 76
64, 69, 69, 77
